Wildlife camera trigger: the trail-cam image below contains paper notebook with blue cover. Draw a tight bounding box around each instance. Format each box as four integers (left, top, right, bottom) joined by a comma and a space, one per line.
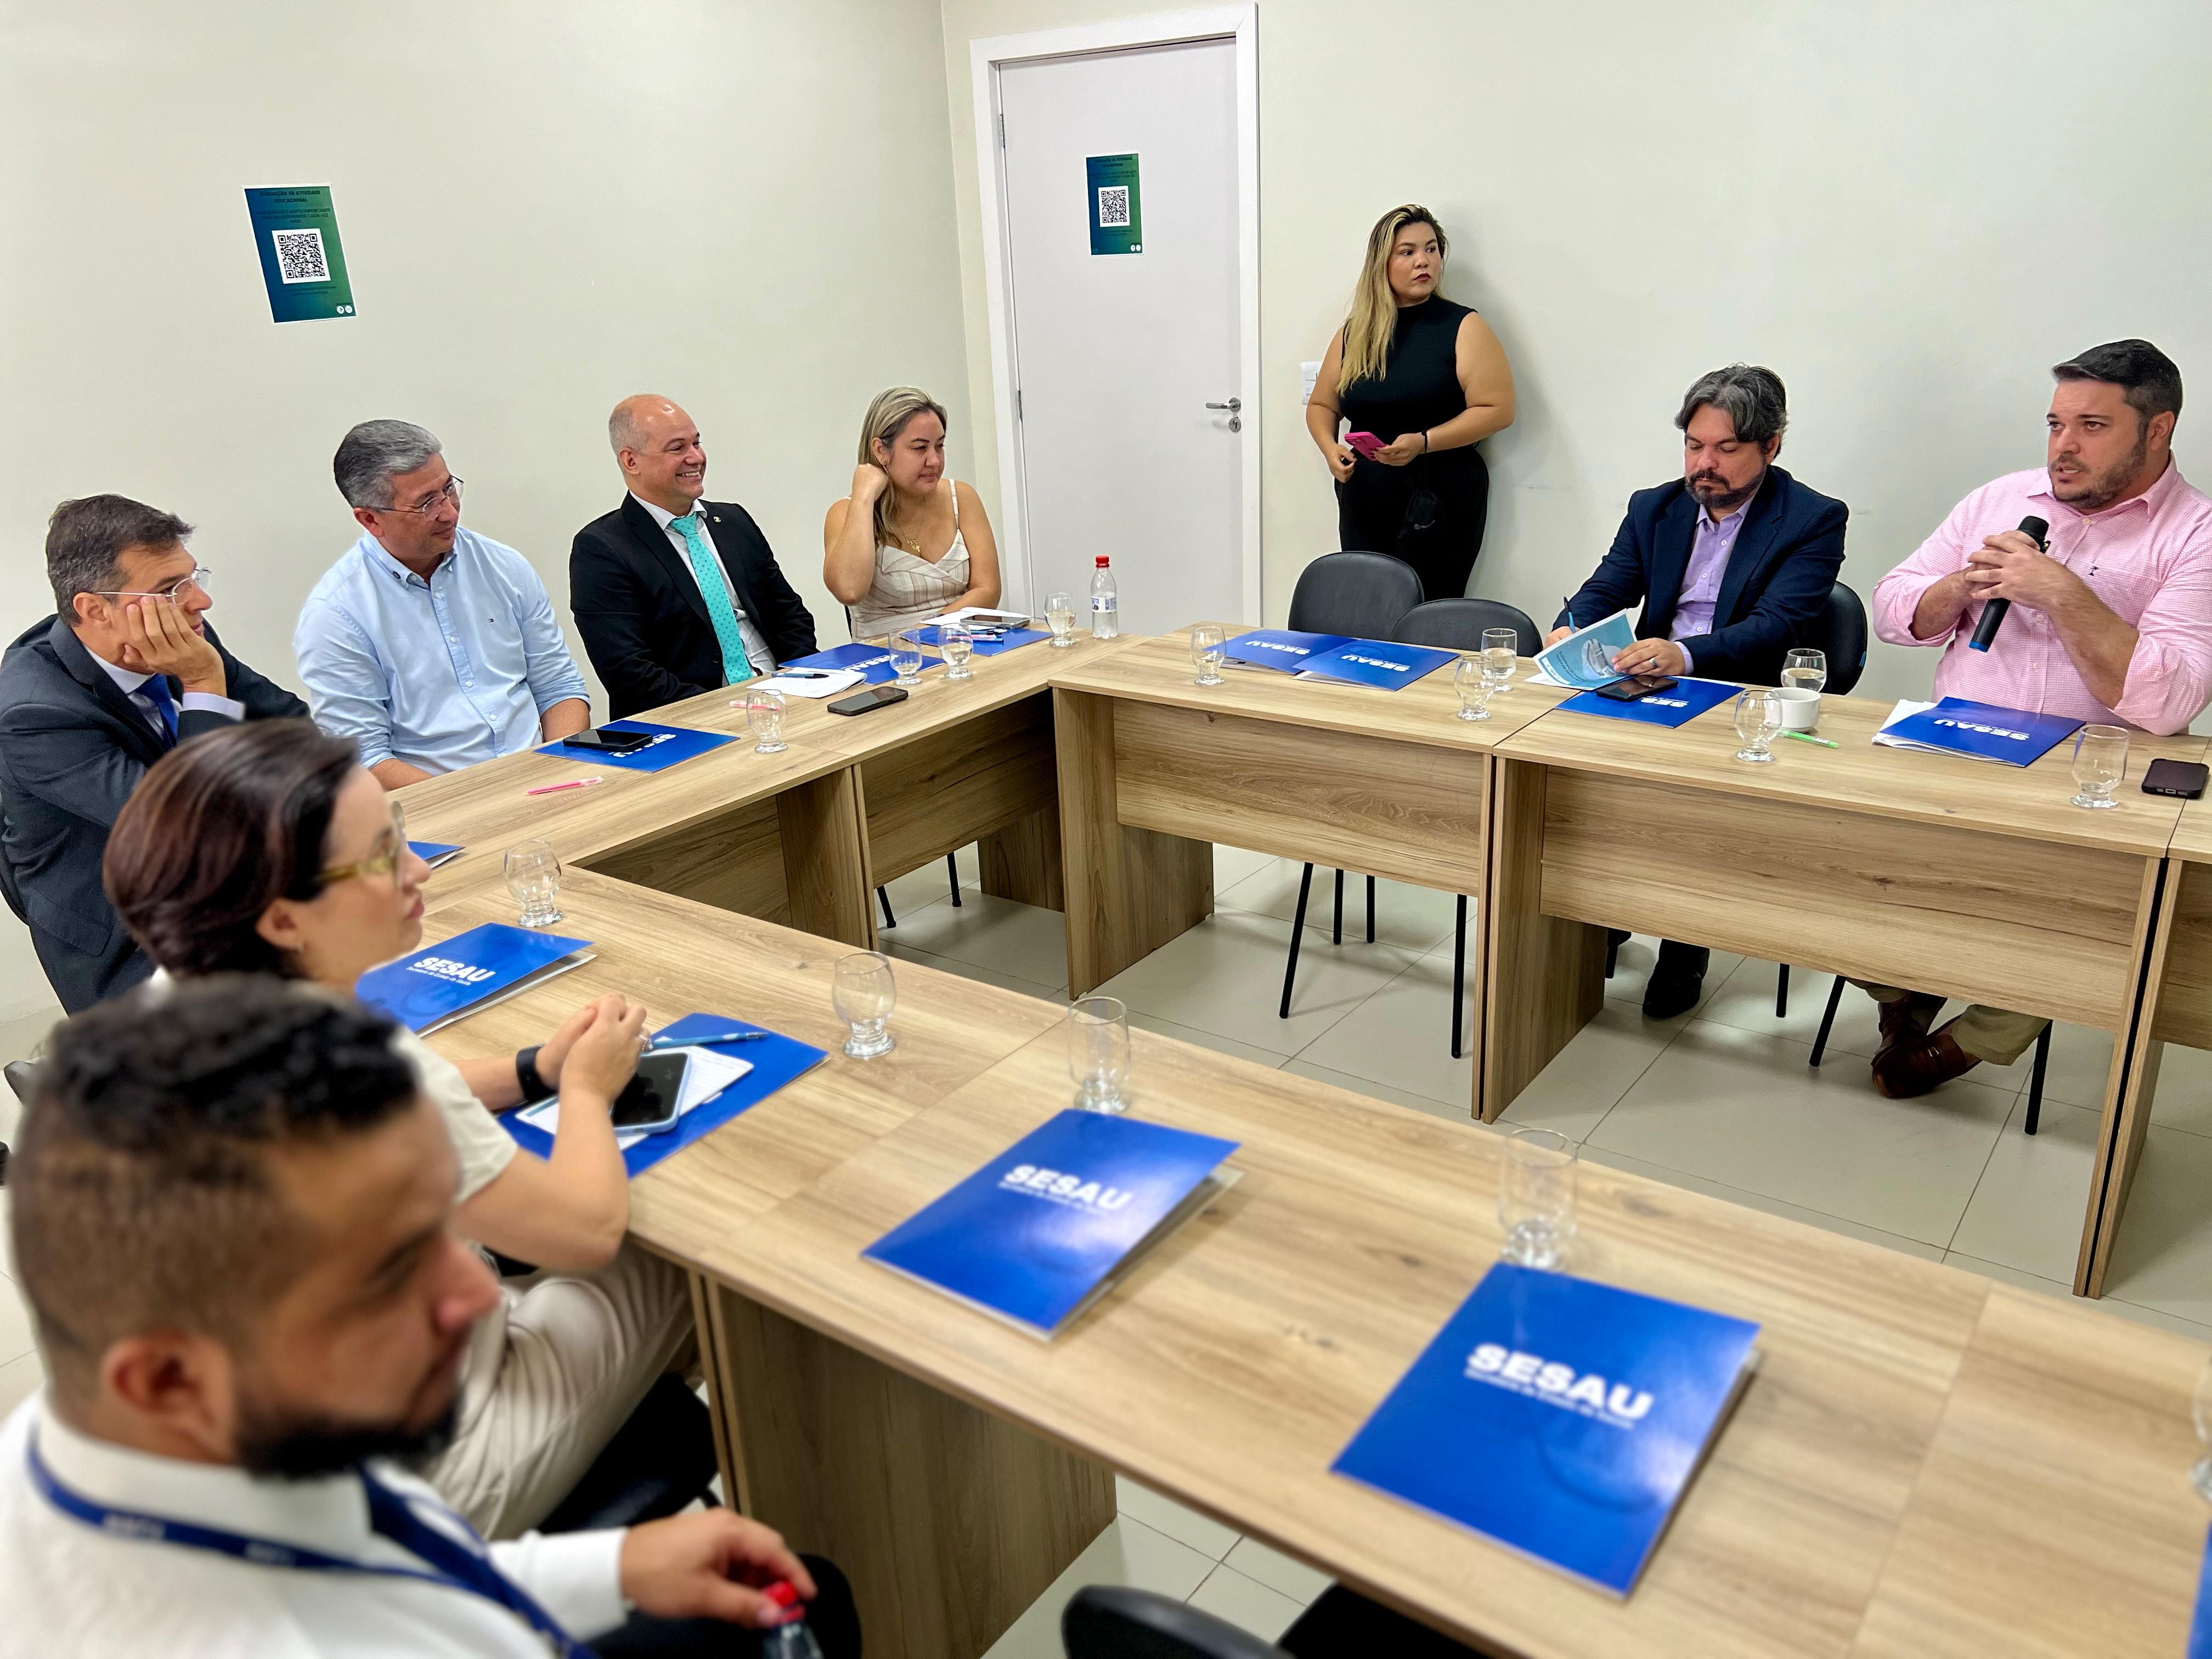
535, 720, 736, 773
501, 1013, 829, 1178
863, 1109, 1242, 1338
782, 641, 942, 683
1555, 678, 1740, 729
1296, 639, 1456, 690
1221, 629, 1350, 672
910, 623, 1050, 656
1873, 696, 2084, 767
1333, 1263, 1761, 1596
407, 840, 465, 870
356, 922, 594, 1035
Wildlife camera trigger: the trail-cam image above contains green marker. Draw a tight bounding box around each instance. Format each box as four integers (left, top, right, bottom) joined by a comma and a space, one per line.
1779, 731, 1838, 749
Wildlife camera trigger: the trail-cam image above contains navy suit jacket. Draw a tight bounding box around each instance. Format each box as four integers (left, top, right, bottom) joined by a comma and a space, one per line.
0, 616, 307, 1011
570, 496, 819, 721
1556, 465, 1849, 686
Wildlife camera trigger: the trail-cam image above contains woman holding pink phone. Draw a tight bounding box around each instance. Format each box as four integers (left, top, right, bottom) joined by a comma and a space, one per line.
1305, 204, 1516, 599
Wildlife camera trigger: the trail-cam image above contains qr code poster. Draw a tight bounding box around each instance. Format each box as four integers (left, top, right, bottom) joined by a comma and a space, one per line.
1085, 153, 1142, 256
244, 185, 357, 323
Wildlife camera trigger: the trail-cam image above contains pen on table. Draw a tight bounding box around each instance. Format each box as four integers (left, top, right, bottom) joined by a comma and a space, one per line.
780, 669, 834, 679
647, 1030, 766, 1047
1779, 731, 1838, 749
525, 777, 605, 797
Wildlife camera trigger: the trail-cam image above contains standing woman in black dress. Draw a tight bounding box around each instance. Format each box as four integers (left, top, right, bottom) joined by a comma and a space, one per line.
1305, 204, 1515, 598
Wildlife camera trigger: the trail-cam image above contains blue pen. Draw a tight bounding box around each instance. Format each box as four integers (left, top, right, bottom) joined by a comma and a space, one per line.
780, 670, 833, 679
647, 1030, 766, 1048
1560, 598, 1577, 630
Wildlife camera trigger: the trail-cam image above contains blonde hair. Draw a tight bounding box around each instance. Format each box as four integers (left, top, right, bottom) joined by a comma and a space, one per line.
1338, 206, 1449, 395
857, 387, 950, 550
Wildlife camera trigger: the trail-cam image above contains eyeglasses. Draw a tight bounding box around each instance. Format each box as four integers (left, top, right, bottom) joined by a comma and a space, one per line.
317, 806, 411, 890
93, 566, 213, 602
380, 478, 464, 518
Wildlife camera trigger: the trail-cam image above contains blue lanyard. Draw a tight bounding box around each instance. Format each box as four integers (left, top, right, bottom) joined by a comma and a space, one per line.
27, 1434, 592, 1656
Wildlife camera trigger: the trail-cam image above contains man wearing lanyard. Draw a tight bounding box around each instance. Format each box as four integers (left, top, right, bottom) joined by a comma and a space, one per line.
569, 395, 819, 721
0, 979, 858, 1656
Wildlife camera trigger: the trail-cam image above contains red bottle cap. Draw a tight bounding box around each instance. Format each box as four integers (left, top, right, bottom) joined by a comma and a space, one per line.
1094, 555, 1110, 567
765, 1582, 798, 1608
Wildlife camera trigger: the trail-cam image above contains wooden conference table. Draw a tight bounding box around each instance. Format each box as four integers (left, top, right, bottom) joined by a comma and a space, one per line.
413, 865, 2212, 1658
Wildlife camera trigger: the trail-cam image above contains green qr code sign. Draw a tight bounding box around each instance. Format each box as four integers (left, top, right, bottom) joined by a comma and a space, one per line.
244, 184, 357, 323
1086, 154, 1142, 255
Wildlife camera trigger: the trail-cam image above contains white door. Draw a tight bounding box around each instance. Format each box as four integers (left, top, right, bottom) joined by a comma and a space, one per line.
995, 38, 1249, 635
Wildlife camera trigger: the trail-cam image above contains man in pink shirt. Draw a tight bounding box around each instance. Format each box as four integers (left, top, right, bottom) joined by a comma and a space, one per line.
1864, 338, 2212, 1096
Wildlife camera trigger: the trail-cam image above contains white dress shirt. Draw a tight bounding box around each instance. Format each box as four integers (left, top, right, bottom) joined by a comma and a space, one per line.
0, 1393, 628, 1656
629, 493, 777, 676
92, 653, 244, 738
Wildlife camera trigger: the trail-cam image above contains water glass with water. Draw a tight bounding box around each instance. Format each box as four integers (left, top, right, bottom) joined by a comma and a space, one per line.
1190, 624, 1227, 686
1067, 995, 1132, 1112
1046, 592, 1076, 647
2071, 724, 2128, 809
1733, 688, 1782, 763
889, 633, 924, 685
941, 622, 975, 680
1481, 630, 1519, 695
504, 838, 563, 928
1781, 647, 1827, 696
746, 687, 788, 754
1454, 654, 1494, 721
1498, 1127, 1577, 1268
832, 951, 896, 1059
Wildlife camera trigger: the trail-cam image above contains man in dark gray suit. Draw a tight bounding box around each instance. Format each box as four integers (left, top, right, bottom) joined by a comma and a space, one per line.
0, 495, 306, 1010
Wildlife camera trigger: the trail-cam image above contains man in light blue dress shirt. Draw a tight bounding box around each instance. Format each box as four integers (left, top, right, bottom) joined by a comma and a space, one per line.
296, 421, 590, 787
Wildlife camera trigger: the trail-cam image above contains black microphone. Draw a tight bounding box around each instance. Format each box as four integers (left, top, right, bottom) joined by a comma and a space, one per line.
1967, 514, 2049, 653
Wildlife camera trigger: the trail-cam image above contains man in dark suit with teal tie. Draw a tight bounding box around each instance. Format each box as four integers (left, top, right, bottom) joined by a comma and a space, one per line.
0, 495, 307, 1010
1549, 364, 1849, 1017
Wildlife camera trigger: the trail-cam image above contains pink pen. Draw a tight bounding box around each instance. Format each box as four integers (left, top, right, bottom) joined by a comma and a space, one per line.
525, 778, 603, 798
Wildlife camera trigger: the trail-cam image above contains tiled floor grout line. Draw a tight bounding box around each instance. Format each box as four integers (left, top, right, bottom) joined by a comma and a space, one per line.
1936, 1092, 2022, 1256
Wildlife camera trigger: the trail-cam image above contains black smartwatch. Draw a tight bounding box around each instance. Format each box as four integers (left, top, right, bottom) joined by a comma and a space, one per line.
515, 1046, 556, 1105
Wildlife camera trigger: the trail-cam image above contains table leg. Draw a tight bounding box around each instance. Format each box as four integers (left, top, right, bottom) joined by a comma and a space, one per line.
1054, 689, 1212, 995
777, 766, 878, 950
701, 1282, 1115, 1659
979, 804, 1066, 911
1475, 757, 1605, 1122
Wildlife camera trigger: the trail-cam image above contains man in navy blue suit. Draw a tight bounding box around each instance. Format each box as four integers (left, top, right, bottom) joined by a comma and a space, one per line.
1550, 364, 1849, 1017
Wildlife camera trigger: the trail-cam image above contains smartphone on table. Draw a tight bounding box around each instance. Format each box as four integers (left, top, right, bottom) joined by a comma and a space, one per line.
609, 1051, 691, 1135
2143, 758, 2210, 799
828, 686, 910, 716
1593, 675, 1679, 702
562, 726, 653, 753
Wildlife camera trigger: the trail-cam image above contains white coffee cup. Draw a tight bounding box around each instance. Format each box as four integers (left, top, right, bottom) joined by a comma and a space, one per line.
1776, 686, 1821, 731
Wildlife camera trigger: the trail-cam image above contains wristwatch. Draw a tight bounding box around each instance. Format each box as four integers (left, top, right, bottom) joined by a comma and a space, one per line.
515, 1045, 556, 1104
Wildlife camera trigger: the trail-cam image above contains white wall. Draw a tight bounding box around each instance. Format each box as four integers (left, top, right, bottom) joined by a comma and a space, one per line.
0, 0, 971, 1017
941, 0, 2212, 696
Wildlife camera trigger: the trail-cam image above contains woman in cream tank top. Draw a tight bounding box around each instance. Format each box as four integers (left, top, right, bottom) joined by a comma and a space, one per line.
824, 386, 1004, 641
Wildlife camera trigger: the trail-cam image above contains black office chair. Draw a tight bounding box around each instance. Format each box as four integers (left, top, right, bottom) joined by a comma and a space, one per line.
876, 853, 963, 931
1, 1059, 33, 1187
1773, 583, 1866, 1015
1276, 554, 1426, 1022
1063, 1585, 1283, 1658
540, 1373, 721, 1533
1807, 980, 2056, 1132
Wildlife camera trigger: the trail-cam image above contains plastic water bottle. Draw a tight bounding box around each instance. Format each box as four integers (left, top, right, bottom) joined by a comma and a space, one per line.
1090, 555, 1119, 640
760, 1582, 824, 1658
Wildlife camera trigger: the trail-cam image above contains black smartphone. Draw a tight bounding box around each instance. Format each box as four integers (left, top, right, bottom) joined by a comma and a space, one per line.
1594, 675, 1678, 702
609, 1050, 691, 1133
828, 685, 911, 716
562, 726, 653, 753
2143, 758, 2210, 799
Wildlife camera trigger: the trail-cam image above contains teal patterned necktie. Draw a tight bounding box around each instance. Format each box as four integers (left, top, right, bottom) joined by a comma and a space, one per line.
669, 512, 754, 686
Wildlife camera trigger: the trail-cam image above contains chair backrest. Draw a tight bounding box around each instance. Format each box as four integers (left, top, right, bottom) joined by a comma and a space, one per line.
1391, 597, 1541, 656
1063, 1586, 1284, 1659
1804, 582, 1868, 696
3, 1060, 35, 1106
1286, 551, 1425, 639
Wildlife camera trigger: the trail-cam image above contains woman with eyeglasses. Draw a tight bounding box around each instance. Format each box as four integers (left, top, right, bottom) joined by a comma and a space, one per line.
102, 718, 695, 1540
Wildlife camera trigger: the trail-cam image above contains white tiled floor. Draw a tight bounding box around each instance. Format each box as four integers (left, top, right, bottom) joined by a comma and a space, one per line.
8, 843, 2212, 1651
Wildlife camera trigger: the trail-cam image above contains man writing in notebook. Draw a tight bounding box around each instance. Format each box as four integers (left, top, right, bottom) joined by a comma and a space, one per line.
0, 978, 858, 1656
1859, 340, 2212, 1096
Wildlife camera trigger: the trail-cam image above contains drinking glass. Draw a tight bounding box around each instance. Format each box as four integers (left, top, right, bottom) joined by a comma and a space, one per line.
1733, 688, 1782, 763
889, 632, 924, 686
832, 952, 896, 1059
1046, 591, 1076, 647
2192, 1355, 2212, 1503
1067, 995, 1132, 1112
504, 838, 563, 928
1781, 647, 1828, 696
2071, 724, 2128, 809
1498, 1127, 1577, 1268
1454, 654, 1494, 721
941, 622, 975, 681
1190, 624, 1227, 686
1481, 630, 1519, 696
746, 687, 788, 754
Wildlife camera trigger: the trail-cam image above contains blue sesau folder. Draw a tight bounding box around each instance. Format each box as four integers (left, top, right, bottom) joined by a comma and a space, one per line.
357, 922, 594, 1034
909, 623, 1050, 656
2190, 1522, 2212, 1658
535, 719, 736, 772
863, 1109, 1242, 1337
782, 641, 942, 682
1332, 1263, 1760, 1596
1875, 697, 2084, 767
1555, 678, 1740, 729
499, 1013, 828, 1178
1220, 629, 1454, 690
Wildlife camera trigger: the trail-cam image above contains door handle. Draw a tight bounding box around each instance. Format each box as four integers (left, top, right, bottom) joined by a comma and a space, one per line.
1204, 398, 1243, 411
